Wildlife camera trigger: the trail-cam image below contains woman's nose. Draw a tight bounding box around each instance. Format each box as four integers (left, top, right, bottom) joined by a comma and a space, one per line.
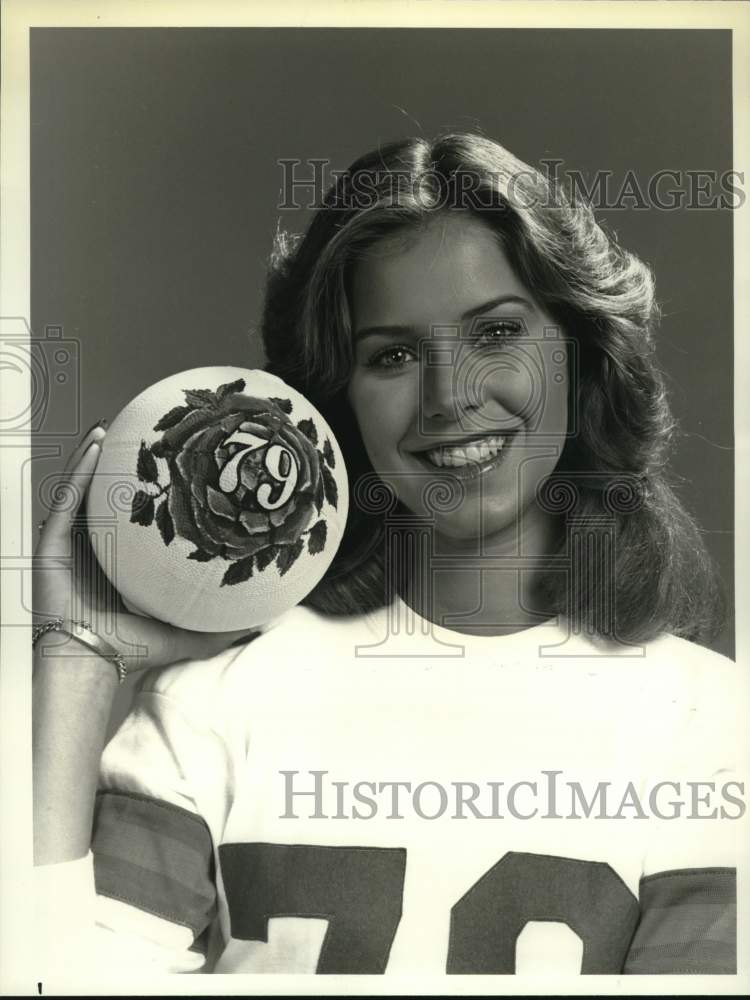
420, 346, 478, 423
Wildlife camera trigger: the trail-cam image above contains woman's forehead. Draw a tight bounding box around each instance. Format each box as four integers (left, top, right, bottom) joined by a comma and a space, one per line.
349, 213, 533, 329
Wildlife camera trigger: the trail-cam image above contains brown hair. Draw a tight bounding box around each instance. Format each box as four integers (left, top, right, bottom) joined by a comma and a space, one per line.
261, 133, 725, 646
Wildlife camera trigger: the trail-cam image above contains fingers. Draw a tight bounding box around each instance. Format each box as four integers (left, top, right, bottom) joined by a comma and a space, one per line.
73, 526, 127, 614
62, 419, 108, 476
39, 435, 105, 557
38, 420, 108, 546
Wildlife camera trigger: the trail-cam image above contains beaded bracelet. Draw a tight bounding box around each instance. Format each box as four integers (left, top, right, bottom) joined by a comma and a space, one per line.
32, 617, 127, 684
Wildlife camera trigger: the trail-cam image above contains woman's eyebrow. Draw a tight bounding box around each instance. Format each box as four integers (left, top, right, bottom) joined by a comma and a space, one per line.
462, 294, 534, 319
353, 295, 534, 342
353, 323, 416, 342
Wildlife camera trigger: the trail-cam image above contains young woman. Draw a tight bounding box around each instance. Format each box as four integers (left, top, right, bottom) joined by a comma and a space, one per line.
33, 133, 743, 978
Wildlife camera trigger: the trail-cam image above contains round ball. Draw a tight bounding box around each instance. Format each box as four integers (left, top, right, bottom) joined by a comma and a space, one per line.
86, 367, 348, 631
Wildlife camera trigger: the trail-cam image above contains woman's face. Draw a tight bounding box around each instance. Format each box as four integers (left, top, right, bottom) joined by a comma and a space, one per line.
347, 211, 569, 541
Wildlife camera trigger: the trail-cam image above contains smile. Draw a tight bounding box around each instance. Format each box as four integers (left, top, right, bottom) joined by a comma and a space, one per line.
420, 432, 517, 467
412, 429, 520, 480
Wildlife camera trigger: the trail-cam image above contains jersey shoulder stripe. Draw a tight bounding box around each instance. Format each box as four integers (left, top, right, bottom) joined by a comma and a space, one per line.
92, 789, 217, 937
624, 867, 736, 974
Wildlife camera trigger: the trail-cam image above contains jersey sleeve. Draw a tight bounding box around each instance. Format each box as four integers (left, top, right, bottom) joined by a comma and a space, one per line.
623, 644, 749, 975
35, 647, 248, 983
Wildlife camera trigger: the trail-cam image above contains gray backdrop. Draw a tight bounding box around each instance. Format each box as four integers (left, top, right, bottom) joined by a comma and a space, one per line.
30, 28, 734, 658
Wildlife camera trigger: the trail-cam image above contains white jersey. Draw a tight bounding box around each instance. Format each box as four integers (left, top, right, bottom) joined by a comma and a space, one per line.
36, 600, 746, 978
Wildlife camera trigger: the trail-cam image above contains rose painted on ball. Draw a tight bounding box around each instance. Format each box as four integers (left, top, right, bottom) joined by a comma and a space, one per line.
130, 378, 339, 586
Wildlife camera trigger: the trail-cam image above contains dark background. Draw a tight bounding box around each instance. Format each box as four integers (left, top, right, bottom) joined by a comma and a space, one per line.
30, 28, 734, 659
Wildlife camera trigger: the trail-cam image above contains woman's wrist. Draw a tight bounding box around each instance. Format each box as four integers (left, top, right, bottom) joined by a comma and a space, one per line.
33, 631, 120, 865
32, 627, 122, 688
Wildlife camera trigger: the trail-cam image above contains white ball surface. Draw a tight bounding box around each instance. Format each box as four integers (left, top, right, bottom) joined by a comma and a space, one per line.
86, 367, 348, 631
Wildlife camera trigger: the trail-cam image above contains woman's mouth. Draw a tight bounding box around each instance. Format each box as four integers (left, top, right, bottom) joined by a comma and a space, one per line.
413, 429, 520, 479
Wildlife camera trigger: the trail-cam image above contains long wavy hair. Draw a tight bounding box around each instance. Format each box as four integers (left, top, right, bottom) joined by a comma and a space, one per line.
261, 132, 725, 646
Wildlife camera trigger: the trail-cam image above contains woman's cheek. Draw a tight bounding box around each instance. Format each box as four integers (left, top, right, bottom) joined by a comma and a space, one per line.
481, 363, 537, 428
349, 372, 416, 470
484, 343, 568, 437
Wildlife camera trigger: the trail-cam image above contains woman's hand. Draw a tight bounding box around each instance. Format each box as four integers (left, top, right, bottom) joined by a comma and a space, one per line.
33, 420, 257, 676
33, 419, 258, 866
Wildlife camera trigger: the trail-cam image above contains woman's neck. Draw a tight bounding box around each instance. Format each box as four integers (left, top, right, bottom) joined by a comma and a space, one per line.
400, 504, 564, 637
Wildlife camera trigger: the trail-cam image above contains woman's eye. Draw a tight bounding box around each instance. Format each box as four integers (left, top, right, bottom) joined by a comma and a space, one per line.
474, 319, 524, 345
366, 346, 417, 370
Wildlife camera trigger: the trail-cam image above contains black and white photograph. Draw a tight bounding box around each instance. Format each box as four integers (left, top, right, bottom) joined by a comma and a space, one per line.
1, 0, 749, 993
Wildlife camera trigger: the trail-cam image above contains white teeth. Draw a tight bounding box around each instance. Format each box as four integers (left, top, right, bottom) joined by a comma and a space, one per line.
423, 434, 510, 468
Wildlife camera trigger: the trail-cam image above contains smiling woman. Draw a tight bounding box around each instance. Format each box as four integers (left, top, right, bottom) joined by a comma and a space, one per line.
344, 212, 569, 629
262, 133, 724, 646
33, 132, 743, 980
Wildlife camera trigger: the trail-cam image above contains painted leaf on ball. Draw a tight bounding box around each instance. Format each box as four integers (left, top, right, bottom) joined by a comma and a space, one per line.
130, 490, 155, 526
307, 519, 327, 555
155, 498, 175, 546
136, 441, 159, 484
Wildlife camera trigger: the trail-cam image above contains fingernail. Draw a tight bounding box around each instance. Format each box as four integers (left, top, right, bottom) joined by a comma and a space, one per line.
82, 418, 108, 438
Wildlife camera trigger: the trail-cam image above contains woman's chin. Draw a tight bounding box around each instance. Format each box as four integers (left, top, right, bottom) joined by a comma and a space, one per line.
430, 501, 520, 545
